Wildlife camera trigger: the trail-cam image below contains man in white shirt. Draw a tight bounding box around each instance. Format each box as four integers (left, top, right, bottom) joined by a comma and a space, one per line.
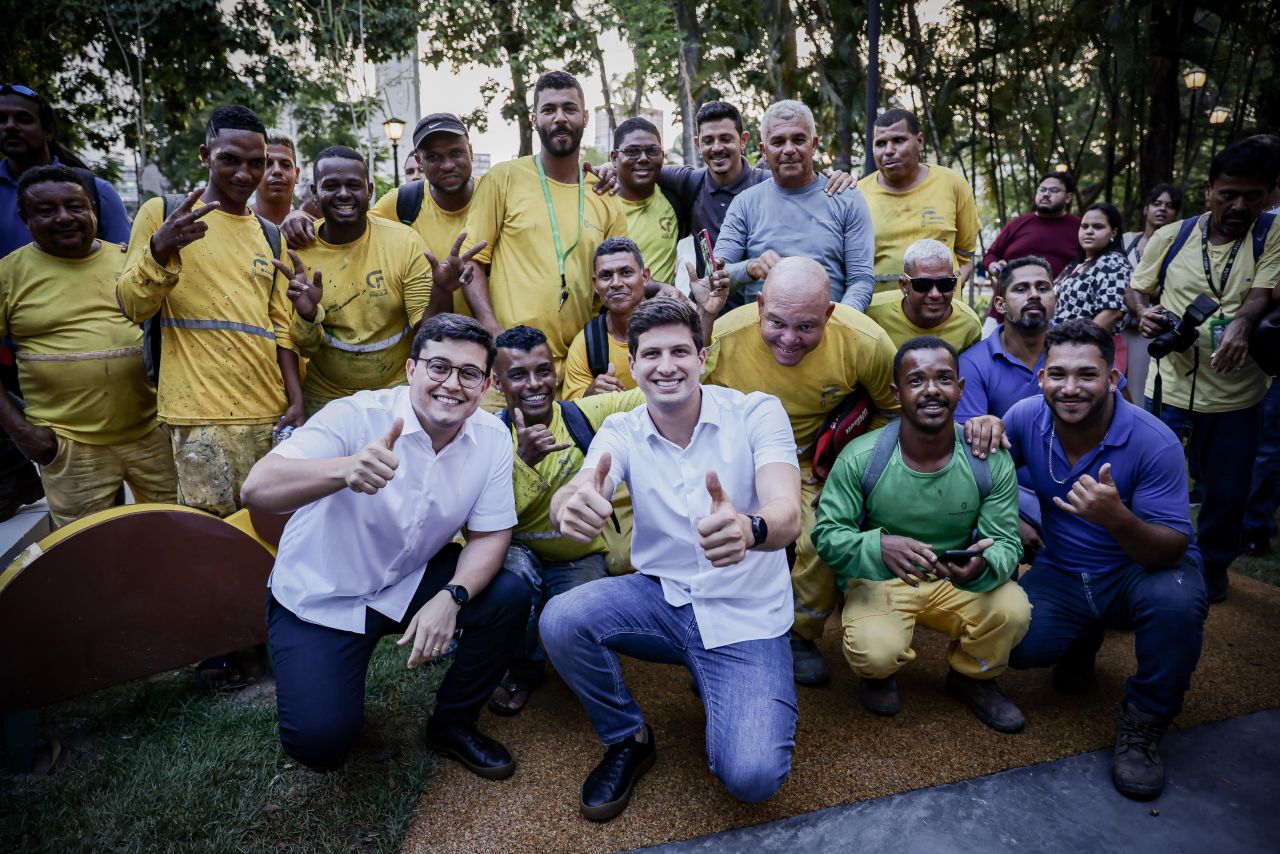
544, 297, 802, 822
241, 314, 530, 776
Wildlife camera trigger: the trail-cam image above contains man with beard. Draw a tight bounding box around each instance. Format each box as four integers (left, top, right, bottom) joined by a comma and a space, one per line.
1128, 137, 1280, 603
543, 297, 802, 820
857, 109, 981, 294
712, 100, 876, 310
811, 337, 1028, 732
461, 72, 627, 380
272, 146, 446, 416
253, 132, 303, 226
983, 173, 1081, 280
1005, 319, 1206, 801
865, 238, 982, 351
284, 114, 487, 321
117, 105, 304, 519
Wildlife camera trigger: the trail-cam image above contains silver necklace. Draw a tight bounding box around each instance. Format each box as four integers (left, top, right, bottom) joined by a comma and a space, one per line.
1048, 421, 1107, 485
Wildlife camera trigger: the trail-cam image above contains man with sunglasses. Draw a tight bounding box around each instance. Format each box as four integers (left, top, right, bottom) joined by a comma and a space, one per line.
242, 313, 530, 776
866, 238, 982, 352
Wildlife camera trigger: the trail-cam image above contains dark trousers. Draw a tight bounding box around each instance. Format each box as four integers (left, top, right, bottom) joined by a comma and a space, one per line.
267, 543, 531, 770
1009, 555, 1207, 719
1244, 382, 1280, 535
1149, 399, 1264, 574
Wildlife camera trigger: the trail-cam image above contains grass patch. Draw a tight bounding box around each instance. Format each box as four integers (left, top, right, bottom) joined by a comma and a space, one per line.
2, 638, 446, 853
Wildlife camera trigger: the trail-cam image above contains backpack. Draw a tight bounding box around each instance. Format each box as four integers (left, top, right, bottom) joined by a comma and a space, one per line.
497, 400, 620, 532
142, 194, 282, 383
395, 181, 427, 226
1155, 211, 1275, 297
810, 387, 875, 481
855, 420, 992, 528
583, 313, 611, 380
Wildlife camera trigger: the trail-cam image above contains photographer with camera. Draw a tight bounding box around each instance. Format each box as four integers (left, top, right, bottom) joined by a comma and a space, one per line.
1126, 137, 1280, 603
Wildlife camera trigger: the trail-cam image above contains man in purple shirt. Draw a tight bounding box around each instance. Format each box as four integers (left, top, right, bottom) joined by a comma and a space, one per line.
1003, 319, 1206, 802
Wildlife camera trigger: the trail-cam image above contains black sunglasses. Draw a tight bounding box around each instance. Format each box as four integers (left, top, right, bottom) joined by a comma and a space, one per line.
908, 276, 957, 294
0, 84, 39, 98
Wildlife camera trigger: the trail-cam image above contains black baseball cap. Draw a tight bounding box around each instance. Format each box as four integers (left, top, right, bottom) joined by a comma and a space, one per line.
412, 113, 469, 148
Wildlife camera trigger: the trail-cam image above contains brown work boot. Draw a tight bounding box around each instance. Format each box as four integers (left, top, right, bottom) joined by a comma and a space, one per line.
858, 676, 901, 716
946, 670, 1026, 733
1111, 700, 1170, 800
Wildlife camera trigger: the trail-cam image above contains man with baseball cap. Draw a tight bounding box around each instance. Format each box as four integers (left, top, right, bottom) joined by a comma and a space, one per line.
282, 112, 484, 317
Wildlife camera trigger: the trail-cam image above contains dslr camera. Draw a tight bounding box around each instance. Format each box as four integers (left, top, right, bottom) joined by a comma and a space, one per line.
1148, 293, 1221, 360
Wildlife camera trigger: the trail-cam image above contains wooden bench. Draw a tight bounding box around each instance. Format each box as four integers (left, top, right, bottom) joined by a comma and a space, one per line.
0, 503, 285, 772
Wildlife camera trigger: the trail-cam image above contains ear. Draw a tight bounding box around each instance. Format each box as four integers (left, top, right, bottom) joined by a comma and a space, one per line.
824, 303, 836, 320
641, 266, 651, 282
898, 274, 911, 295
740, 131, 751, 146
890, 382, 901, 406
198, 143, 211, 169
755, 293, 765, 313
994, 294, 1006, 315
610, 149, 619, 168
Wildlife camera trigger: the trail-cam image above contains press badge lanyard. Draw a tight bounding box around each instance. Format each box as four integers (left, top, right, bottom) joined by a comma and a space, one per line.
1200, 214, 1244, 303
533, 154, 585, 310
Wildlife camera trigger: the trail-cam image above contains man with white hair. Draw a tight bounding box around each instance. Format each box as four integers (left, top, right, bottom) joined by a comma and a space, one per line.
866, 238, 982, 352
710, 100, 876, 311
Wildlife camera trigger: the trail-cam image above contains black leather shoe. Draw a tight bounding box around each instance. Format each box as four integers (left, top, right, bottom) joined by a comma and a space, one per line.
425, 721, 515, 780
581, 725, 657, 822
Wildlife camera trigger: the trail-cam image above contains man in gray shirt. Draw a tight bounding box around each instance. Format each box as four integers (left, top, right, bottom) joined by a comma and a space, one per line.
713, 100, 876, 310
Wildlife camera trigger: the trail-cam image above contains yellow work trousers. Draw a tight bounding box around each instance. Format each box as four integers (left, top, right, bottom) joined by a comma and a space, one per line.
40, 426, 177, 528
792, 460, 837, 640
841, 576, 1032, 680
170, 423, 274, 518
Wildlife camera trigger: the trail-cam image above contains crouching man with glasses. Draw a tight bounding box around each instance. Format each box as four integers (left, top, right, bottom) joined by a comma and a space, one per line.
242, 314, 531, 776
866, 238, 983, 353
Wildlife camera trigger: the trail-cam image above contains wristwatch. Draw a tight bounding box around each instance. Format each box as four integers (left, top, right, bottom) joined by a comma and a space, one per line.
444, 584, 469, 607
747, 514, 768, 548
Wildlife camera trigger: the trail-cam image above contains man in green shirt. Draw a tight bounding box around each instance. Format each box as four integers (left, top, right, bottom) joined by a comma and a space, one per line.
812, 336, 1029, 732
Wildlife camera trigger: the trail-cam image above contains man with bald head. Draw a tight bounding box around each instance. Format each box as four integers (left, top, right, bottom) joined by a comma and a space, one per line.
696, 256, 899, 683
866, 238, 982, 352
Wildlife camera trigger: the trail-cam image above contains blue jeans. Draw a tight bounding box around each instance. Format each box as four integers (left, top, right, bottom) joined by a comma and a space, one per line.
1009, 554, 1207, 718
503, 543, 608, 682
267, 543, 531, 770
540, 573, 797, 803
1148, 399, 1264, 573
1244, 382, 1280, 535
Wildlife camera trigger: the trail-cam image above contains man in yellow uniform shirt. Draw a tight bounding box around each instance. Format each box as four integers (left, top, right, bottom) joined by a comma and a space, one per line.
866, 238, 982, 352
609, 117, 682, 285
274, 146, 442, 416
488, 325, 644, 715
117, 105, 303, 518
562, 237, 649, 400
461, 71, 627, 376
0, 165, 175, 527
858, 109, 980, 293
697, 256, 900, 685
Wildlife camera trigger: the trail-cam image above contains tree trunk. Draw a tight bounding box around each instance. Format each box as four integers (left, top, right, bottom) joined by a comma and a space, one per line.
1141, 0, 1190, 190
495, 5, 532, 156
571, 8, 616, 138
904, 2, 945, 163
671, 0, 702, 165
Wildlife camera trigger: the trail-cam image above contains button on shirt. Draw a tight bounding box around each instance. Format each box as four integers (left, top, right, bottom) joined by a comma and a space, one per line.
1003, 392, 1198, 575
267, 386, 517, 633
583, 385, 799, 648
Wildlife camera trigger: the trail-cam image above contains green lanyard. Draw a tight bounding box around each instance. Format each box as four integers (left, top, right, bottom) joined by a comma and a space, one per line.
533, 154, 585, 310
1199, 213, 1244, 303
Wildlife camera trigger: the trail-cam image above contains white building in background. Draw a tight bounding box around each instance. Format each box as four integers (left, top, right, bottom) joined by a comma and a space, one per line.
472, 153, 492, 177
594, 106, 664, 153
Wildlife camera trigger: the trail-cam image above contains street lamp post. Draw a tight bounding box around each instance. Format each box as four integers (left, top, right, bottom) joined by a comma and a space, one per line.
1179, 68, 1206, 190
383, 117, 406, 186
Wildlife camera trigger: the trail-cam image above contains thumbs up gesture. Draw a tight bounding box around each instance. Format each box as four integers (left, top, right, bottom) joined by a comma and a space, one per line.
513, 408, 571, 467
586, 362, 625, 396
556, 453, 616, 543
345, 417, 402, 494
697, 469, 751, 567
1052, 462, 1122, 525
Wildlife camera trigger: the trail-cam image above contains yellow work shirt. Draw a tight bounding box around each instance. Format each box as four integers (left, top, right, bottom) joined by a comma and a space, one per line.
510, 389, 646, 562
620, 192, 678, 285
1131, 216, 1280, 412
857, 164, 980, 292
704, 303, 901, 454
290, 216, 433, 404
461, 156, 627, 365
371, 183, 471, 316
117, 198, 294, 426
865, 290, 982, 353
0, 242, 157, 444
562, 325, 636, 400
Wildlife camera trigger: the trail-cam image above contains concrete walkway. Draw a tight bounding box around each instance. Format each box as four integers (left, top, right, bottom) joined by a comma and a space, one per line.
635, 708, 1280, 853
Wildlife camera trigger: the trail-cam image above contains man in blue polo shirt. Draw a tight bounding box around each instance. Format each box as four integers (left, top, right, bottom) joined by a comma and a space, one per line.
1004, 318, 1207, 802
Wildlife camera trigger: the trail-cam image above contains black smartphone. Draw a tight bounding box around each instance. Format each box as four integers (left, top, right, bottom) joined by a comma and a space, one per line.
940, 549, 981, 563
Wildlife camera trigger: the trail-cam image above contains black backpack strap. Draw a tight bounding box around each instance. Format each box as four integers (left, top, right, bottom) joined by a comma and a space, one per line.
1252, 212, 1276, 262
855, 420, 901, 528
395, 182, 426, 226
661, 185, 691, 239
558, 401, 596, 455
1156, 217, 1200, 299
255, 214, 282, 260
143, 194, 189, 383
497, 408, 512, 430
584, 314, 611, 379
955, 424, 992, 501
